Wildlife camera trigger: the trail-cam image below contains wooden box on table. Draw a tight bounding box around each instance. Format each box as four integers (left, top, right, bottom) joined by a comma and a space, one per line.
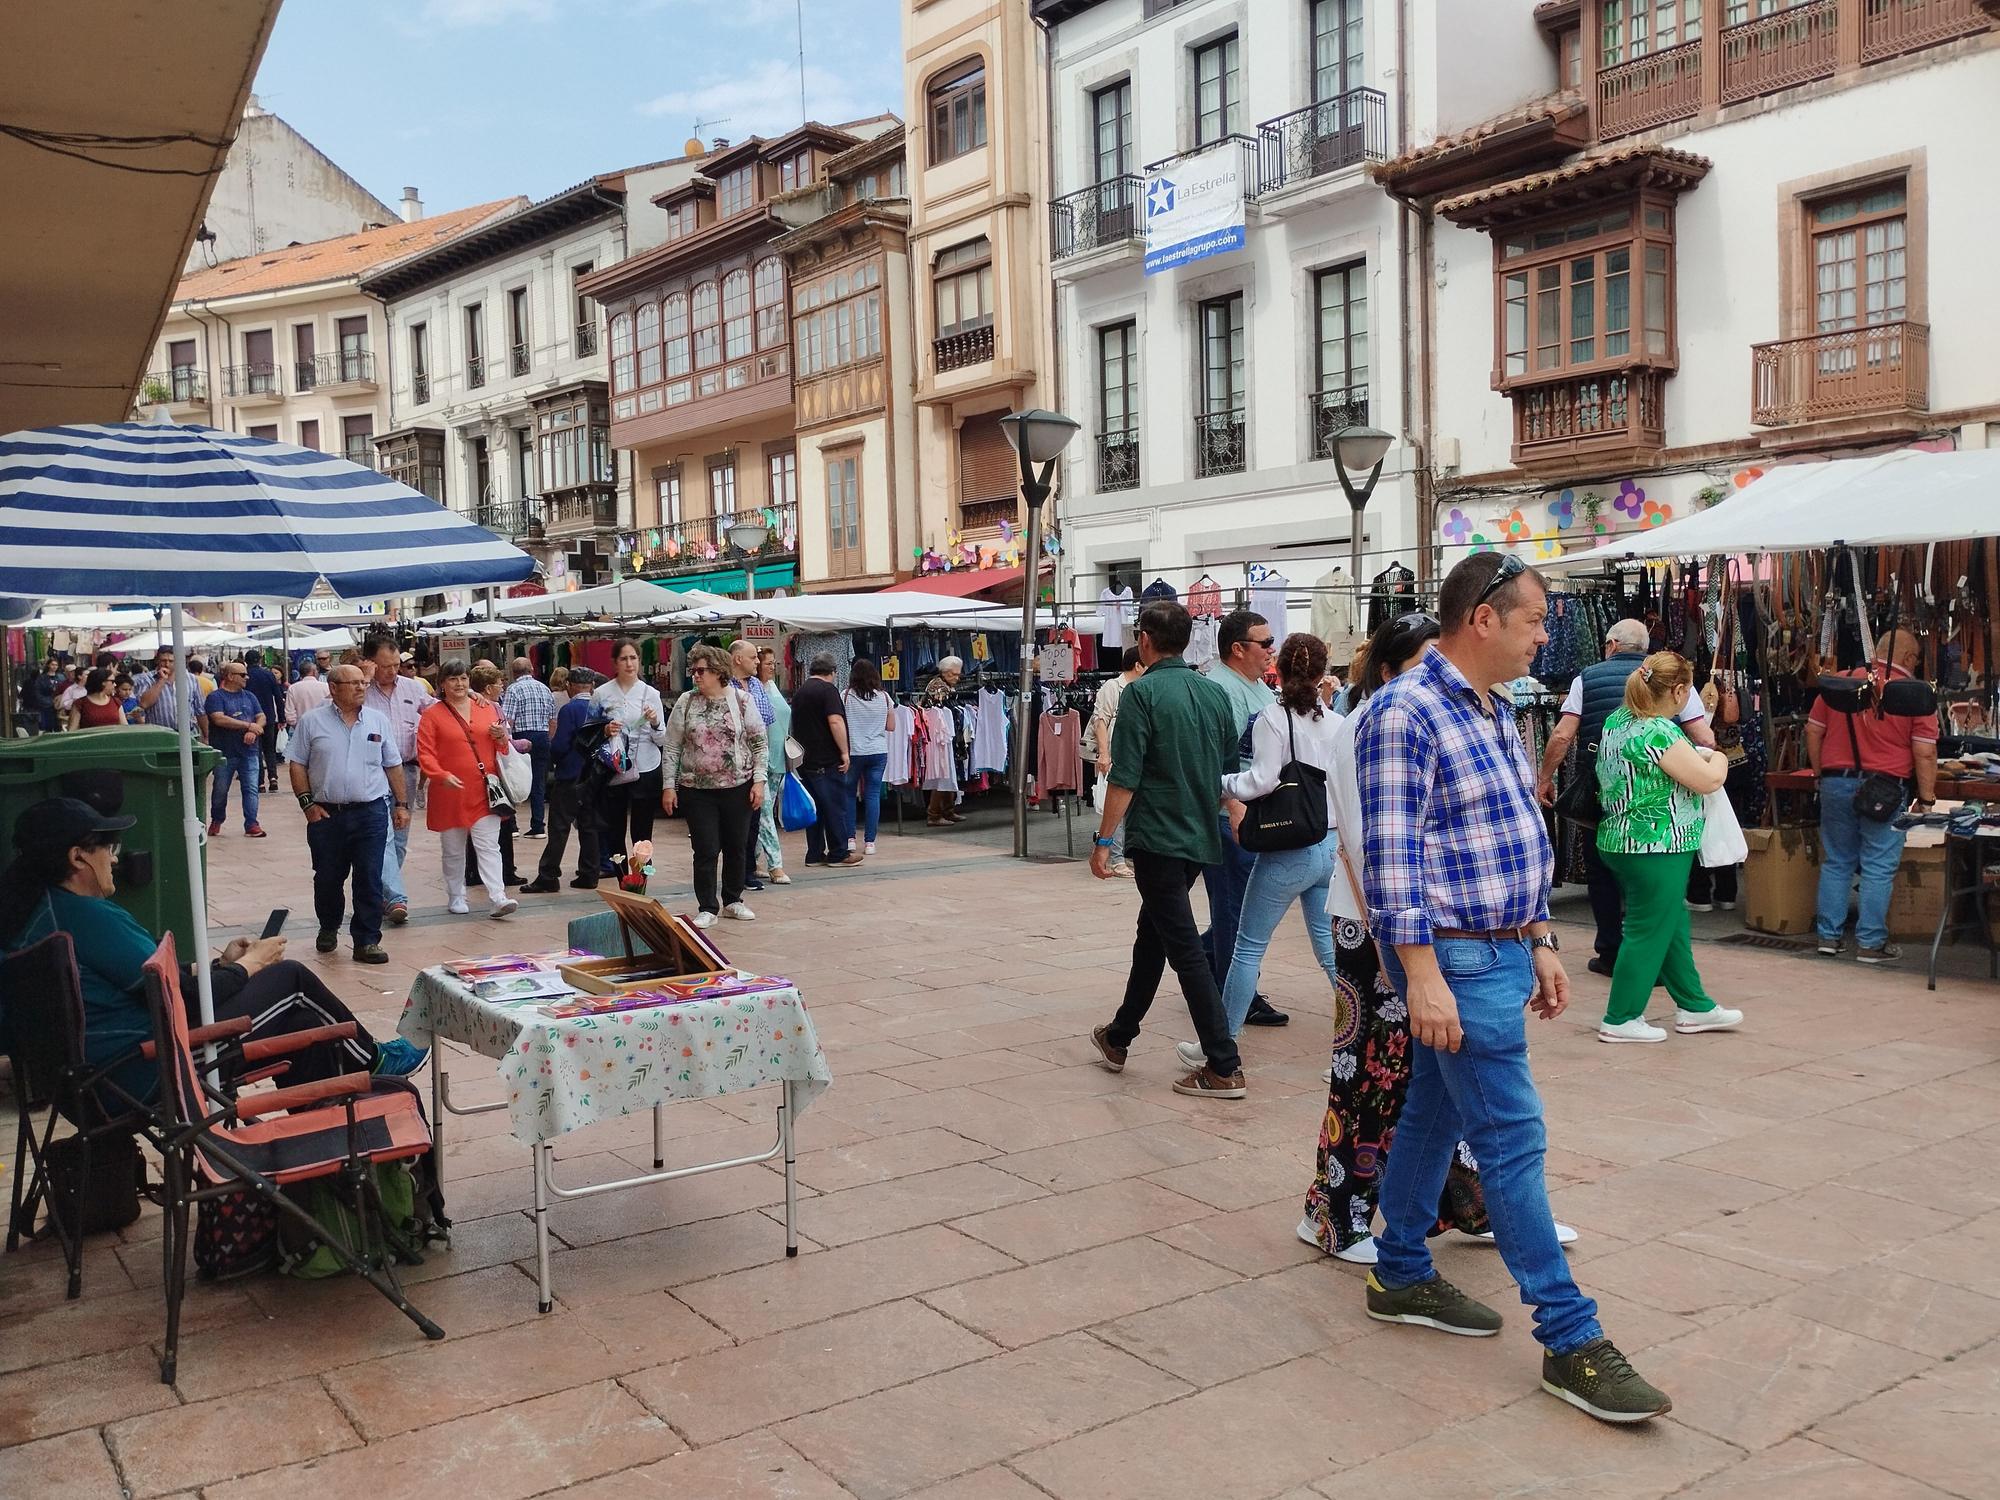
557, 888, 733, 995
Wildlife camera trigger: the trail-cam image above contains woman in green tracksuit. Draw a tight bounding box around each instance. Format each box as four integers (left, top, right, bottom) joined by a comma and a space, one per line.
1593, 651, 1744, 1044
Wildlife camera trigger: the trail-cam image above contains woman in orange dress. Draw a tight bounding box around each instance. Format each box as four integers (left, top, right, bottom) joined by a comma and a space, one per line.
415, 659, 517, 919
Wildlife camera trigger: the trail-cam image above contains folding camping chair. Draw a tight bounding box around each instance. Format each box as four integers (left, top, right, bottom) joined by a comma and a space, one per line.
3, 933, 149, 1300
140, 936, 443, 1384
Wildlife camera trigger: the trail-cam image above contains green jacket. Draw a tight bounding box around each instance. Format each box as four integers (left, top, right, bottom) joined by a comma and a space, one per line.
1108, 657, 1238, 864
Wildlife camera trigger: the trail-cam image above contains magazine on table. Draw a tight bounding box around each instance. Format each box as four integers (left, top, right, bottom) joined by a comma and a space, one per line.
444, 949, 592, 983
470, 971, 579, 1004
537, 971, 792, 1019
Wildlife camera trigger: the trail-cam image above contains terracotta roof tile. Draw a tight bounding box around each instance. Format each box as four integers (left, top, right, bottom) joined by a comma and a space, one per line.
1374, 93, 1586, 180
174, 198, 526, 303
1435, 141, 1711, 215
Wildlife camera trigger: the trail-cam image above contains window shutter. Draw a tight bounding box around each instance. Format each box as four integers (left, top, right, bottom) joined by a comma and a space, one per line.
957, 412, 1017, 504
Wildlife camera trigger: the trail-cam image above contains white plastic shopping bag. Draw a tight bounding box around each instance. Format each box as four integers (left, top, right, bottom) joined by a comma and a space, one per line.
1699, 785, 1748, 868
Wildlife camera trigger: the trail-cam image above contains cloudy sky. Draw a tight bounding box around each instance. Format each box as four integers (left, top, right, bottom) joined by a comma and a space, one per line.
252, 0, 904, 212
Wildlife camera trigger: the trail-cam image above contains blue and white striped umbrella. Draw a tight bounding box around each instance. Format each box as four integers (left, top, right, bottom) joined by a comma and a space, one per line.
0, 422, 534, 602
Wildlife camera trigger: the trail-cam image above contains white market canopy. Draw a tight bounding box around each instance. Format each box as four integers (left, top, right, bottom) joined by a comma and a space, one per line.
416, 579, 735, 626
103, 627, 257, 655
1546, 448, 2000, 571
15, 608, 173, 632
743, 590, 1037, 632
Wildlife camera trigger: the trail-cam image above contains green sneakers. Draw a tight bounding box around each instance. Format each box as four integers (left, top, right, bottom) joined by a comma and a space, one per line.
1542, 1338, 1673, 1423
1364, 1271, 1503, 1337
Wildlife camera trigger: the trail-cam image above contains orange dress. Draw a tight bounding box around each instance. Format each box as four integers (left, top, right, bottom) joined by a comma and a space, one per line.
416, 696, 504, 831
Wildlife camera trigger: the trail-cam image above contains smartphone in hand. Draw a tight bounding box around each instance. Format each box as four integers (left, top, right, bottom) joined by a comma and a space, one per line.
260, 908, 288, 940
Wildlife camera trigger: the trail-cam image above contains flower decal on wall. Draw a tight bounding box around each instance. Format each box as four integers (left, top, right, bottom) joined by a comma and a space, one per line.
1533, 530, 1563, 560
1613, 480, 1646, 519
1548, 490, 1576, 530
1466, 533, 1495, 555
1441, 507, 1473, 546
1641, 500, 1673, 528
1504, 508, 1530, 541
1731, 466, 1765, 490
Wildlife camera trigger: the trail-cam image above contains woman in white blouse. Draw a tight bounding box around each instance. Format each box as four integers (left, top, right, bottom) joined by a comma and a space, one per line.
591, 638, 667, 866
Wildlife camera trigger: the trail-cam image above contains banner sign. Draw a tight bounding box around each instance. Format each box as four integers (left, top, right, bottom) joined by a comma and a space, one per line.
1143, 143, 1247, 276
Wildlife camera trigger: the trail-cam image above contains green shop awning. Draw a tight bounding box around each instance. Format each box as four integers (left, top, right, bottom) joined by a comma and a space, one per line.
640, 561, 796, 598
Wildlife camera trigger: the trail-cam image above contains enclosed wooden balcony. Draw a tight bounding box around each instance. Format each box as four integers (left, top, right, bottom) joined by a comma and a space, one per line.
1751, 321, 1929, 428
1511, 368, 1666, 469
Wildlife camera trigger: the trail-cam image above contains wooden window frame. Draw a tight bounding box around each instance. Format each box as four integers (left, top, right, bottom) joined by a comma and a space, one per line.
692, 282, 721, 369
609, 310, 635, 390
1314, 260, 1369, 398
662, 292, 691, 377
1092, 78, 1133, 184
722, 269, 753, 361
1098, 320, 1138, 435
167, 337, 197, 372
717, 165, 755, 219
706, 454, 737, 515
340, 414, 374, 465
1310, 0, 1364, 105
297, 419, 320, 452
1198, 292, 1245, 416
636, 301, 662, 387
1490, 195, 1679, 391
765, 442, 798, 510
1601, 0, 1702, 67
792, 259, 882, 378
1192, 32, 1241, 146
1776, 157, 1926, 340
654, 463, 683, 527
928, 59, 989, 164
932, 237, 995, 339
1808, 184, 1909, 335
824, 446, 863, 576
1558, 25, 1583, 89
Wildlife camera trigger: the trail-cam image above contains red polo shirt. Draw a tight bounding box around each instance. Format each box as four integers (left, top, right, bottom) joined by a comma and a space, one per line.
1808, 663, 1937, 778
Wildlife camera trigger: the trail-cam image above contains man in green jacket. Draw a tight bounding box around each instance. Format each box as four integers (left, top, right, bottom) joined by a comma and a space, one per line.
1087, 600, 1247, 1099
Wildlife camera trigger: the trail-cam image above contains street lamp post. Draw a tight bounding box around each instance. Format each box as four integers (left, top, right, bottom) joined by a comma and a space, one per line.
725, 514, 771, 604
998, 409, 1082, 860
1331, 422, 1394, 612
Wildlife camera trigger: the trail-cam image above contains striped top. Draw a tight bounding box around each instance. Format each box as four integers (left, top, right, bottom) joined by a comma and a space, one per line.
1594, 708, 1705, 855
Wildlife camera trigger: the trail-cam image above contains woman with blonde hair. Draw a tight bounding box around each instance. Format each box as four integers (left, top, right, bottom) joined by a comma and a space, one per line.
1593, 651, 1742, 1043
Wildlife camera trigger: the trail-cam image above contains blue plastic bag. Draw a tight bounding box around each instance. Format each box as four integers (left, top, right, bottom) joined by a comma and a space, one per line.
778, 769, 818, 831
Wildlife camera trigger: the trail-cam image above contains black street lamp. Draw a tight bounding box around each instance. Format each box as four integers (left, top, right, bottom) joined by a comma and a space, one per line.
999, 408, 1081, 859
1331, 422, 1393, 597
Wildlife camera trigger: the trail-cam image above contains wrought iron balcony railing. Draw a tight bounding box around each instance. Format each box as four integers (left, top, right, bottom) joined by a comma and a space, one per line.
575, 322, 599, 356
139, 368, 206, 404
467, 353, 486, 389
511, 342, 530, 377
1194, 408, 1246, 478
223, 363, 280, 399
1256, 89, 1388, 193
1051, 176, 1143, 261
1096, 428, 1141, 492
1307, 387, 1371, 461
474, 498, 545, 539
412, 371, 431, 405
646, 502, 799, 574
1751, 321, 1929, 427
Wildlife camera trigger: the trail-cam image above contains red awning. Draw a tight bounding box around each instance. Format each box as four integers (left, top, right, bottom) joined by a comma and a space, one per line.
880, 565, 1024, 598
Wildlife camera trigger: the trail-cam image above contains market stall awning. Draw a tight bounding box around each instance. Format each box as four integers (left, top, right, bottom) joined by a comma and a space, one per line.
880, 566, 1025, 598
745, 590, 1029, 632
1545, 448, 2000, 571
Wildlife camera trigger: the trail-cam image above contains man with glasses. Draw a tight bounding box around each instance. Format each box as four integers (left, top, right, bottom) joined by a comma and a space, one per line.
1356, 551, 1671, 1424
1200, 609, 1288, 1027
203, 660, 268, 838
288, 665, 409, 963
363, 634, 430, 926
132, 649, 207, 733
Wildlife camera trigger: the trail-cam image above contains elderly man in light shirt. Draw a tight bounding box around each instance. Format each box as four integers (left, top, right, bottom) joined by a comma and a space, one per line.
286, 658, 330, 728
363, 635, 432, 927
289, 664, 410, 963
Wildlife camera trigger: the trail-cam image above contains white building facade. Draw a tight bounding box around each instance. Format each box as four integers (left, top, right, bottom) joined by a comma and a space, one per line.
363, 182, 632, 588
1034, 0, 1553, 639
1390, 1, 2000, 567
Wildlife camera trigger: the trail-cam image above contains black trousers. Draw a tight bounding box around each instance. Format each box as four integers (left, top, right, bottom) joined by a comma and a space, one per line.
258, 725, 281, 787
537, 779, 601, 884
1582, 840, 1625, 961
205, 960, 378, 1085
679, 782, 754, 913
597, 766, 663, 854
305, 800, 388, 946
743, 800, 764, 879
1686, 859, 1739, 906
1105, 851, 1242, 1077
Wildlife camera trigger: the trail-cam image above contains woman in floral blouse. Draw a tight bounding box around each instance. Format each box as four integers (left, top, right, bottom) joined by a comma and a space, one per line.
661, 643, 769, 929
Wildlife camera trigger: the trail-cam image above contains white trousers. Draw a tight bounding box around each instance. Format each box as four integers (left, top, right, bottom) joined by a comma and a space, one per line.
440, 814, 505, 907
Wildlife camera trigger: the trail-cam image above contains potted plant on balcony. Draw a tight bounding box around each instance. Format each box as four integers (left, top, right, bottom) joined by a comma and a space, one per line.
140, 376, 173, 405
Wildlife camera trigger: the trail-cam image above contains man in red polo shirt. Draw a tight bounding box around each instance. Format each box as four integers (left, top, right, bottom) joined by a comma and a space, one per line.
1806, 628, 1938, 964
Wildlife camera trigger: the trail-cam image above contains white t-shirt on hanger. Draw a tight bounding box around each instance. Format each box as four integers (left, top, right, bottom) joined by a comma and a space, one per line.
1098, 587, 1135, 649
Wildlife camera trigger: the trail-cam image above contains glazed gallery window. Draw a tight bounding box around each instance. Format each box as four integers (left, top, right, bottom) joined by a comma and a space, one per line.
928, 60, 988, 163
636, 302, 661, 386
723, 270, 753, 361
1193, 33, 1241, 145
754, 257, 786, 349
1497, 204, 1674, 381
717, 165, 754, 218
692, 282, 721, 368
792, 260, 882, 377
932, 238, 994, 337
826, 452, 861, 573
663, 293, 690, 377
1601, 0, 1700, 66
610, 311, 635, 389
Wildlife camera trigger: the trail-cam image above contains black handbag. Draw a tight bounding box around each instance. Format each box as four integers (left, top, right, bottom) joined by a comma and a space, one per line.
1554, 737, 1603, 829
1840, 708, 1906, 824
1236, 708, 1328, 853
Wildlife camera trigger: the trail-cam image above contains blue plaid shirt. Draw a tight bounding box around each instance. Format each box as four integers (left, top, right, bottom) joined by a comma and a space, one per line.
500, 674, 558, 734
1356, 646, 1552, 947
130, 669, 207, 729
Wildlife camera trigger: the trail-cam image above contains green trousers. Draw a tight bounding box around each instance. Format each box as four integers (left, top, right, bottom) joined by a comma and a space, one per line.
1599, 848, 1718, 1025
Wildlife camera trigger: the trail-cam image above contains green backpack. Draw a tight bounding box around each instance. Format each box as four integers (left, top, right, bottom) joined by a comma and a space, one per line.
277, 1161, 428, 1279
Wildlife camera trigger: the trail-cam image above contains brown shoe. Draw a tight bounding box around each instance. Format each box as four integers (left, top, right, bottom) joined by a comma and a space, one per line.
837, 851, 865, 866
1089, 1025, 1126, 1072
1172, 1066, 1247, 1099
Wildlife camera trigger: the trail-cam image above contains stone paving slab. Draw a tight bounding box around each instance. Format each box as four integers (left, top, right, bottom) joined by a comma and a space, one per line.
0, 808, 1996, 1497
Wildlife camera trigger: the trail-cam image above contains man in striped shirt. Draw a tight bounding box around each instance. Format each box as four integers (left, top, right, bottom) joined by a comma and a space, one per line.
132, 649, 207, 733
501, 658, 558, 837
1355, 551, 1671, 1426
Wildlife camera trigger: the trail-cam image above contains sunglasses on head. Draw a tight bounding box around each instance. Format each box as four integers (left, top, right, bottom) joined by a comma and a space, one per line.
1473, 554, 1528, 612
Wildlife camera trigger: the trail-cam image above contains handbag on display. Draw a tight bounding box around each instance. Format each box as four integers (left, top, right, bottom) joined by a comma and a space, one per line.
1235, 709, 1328, 854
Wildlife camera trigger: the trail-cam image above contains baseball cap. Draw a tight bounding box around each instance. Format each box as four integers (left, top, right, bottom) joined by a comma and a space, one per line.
13, 796, 136, 852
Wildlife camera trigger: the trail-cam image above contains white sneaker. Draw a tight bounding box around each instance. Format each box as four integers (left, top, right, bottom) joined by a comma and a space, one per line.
1597, 1018, 1668, 1044
489, 898, 517, 919
1465, 1222, 1580, 1247
1715, 899, 1737, 911
770, 869, 792, 885
864, 842, 876, 855
1816, 936, 1843, 956
1675, 1005, 1743, 1034
692, 910, 718, 929
1685, 899, 1714, 913
1175, 1039, 1209, 1071
1334, 1236, 1379, 1265
447, 897, 470, 915
1322, 1065, 1334, 1084
722, 901, 756, 921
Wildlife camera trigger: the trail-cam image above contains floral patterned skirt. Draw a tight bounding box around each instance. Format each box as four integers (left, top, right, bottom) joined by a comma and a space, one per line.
1300, 918, 1490, 1253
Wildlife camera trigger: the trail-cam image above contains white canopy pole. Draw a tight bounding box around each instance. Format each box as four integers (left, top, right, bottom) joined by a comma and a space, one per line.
170, 603, 217, 1031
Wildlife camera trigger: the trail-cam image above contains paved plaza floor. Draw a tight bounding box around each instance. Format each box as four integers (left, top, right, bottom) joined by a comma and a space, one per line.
3, 802, 1998, 1499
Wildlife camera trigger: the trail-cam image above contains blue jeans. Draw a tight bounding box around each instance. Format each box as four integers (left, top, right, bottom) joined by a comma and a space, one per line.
845, 753, 888, 844
1201, 814, 1256, 988
306, 800, 388, 945
1815, 775, 1907, 951
802, 768, 852, 863
519, 728, 552, 832
1220, 831, 1341, 1035
210, 750, 260, 829
380, 764, 416, 907
1376, 937, 1602, 1355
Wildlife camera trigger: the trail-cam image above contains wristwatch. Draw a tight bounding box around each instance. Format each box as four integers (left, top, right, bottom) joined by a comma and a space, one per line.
1529, 932, 1561, 954
1093, 835, 1117, 849
296, 792, 316, 811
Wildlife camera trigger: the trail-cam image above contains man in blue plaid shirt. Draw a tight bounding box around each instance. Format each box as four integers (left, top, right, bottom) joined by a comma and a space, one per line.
501, 658, 558, 837
1354, 551, 1672, 1425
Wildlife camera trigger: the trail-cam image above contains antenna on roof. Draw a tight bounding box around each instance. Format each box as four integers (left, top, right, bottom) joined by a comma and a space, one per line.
796, 0, 808, 126
691, 116, 732, 158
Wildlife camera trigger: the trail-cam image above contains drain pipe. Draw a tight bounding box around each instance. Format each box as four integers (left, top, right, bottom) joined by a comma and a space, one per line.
1393, 0, 1437, 586
1033, 8, 1066, 606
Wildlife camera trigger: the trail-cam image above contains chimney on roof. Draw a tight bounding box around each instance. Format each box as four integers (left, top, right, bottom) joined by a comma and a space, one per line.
399, 186, 424, 223
243, 93, 266, 119
712, 138, 729, 151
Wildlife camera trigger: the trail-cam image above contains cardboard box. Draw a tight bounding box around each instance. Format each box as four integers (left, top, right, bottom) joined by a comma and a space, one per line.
1888, 839, 2000, 943
558, 888, 733, 995
1743, 825, 1820, 936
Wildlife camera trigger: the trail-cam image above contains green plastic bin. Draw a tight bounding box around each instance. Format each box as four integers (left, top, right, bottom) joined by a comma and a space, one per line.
0, 727, 221, 960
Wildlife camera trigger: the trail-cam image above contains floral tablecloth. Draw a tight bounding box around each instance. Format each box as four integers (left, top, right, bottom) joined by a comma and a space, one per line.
398, 968, 833, 1145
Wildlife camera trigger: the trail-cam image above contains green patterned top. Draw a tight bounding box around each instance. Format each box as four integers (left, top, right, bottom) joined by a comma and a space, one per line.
1595, 707, 1705, 855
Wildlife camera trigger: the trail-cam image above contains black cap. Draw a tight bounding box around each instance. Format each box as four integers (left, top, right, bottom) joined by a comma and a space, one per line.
12, 796, 136, 853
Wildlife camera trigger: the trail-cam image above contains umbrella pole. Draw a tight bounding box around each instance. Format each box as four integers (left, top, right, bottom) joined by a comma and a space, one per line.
171, 603, 218, 1033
